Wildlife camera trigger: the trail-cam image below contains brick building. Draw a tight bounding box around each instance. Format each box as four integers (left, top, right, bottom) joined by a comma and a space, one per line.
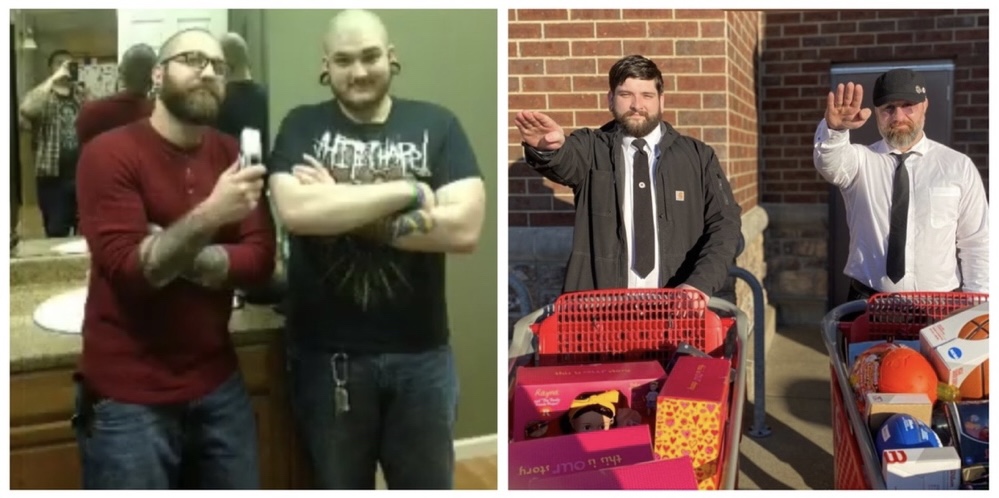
508, 9, 989, 335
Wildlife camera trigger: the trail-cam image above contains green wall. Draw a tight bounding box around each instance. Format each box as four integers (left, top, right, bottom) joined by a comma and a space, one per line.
260, 9, 498, 440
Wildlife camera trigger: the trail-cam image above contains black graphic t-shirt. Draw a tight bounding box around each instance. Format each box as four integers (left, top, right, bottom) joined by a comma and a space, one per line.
269, 97, 481, 354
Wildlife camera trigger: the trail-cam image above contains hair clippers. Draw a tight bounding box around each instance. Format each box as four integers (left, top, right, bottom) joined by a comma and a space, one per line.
239, 128, 262, 169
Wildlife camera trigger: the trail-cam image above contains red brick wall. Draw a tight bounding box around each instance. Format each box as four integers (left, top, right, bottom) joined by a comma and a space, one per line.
759, 9, 990, 204
508, 9, 763, 227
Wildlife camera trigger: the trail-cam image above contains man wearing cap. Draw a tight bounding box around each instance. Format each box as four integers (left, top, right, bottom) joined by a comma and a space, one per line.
814, 68, 989, 299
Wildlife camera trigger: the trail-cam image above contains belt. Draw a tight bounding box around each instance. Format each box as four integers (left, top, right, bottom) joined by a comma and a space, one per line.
850, 279, 879, 299
851, 279, 962, 298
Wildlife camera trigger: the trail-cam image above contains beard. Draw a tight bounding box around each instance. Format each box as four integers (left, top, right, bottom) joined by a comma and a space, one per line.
613, 108, 661, 138
880, 120, 924, 150
331, 73, 392, 113
159, 75, 223, 126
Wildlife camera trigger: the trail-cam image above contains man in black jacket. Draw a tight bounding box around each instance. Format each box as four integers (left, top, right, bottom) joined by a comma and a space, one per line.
514, 55, 741, 299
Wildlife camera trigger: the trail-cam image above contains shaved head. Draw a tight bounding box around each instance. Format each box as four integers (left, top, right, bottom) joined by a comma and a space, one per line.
220, 32, 250, 72
158, 28, 221, 62
119, 43, 157, 93
324, 9, 390, 54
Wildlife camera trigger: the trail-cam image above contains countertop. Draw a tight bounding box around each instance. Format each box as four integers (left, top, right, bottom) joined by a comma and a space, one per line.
9, 282, 286, 375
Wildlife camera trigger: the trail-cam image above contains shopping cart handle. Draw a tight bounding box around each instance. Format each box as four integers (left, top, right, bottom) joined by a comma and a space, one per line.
527, 303, 555, 336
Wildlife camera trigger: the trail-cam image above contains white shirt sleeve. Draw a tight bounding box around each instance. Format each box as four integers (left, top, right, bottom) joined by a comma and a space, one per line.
955, 160, 990, 292
813, 119, 862, 189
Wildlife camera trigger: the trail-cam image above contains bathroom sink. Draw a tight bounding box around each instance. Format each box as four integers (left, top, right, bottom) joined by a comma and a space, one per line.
32, 287, 87, 335
33, 286, 244, 335
51, 238, 88, 255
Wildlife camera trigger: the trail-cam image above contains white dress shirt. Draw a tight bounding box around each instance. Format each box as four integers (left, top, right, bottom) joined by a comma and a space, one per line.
813, 119, 989, 293
621, 125, 663, 289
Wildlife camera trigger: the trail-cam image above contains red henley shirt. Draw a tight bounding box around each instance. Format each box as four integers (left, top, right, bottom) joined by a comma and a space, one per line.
75, 119, 276, 405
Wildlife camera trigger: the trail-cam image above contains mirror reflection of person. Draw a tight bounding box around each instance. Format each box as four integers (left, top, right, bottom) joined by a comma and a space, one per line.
19, 49, 91, 238
75, 43, 157, 148
73, 28, 275, 489
215, 32, 270, 159
513, 55, 741, 302
266, 9, 487, 490
814, 69, 989, 299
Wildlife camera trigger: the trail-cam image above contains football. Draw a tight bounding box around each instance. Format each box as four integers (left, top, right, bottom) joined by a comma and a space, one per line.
957, 314, 989, 400
874, 413, 942, 461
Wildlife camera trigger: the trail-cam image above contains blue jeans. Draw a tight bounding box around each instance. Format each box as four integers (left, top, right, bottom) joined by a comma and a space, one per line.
71, 371, 260, 489
285, 343, 460, 489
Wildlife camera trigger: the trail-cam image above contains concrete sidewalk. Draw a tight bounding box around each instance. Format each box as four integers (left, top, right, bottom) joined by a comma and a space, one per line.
737, 325, 835, 490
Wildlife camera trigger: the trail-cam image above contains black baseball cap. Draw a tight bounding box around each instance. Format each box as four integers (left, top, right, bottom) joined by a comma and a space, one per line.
873, 68, 927, 107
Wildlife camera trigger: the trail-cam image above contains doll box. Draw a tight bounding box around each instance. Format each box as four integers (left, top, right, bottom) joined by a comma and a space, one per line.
528, 456, 699, 490
508, 425, 654, 490
511, 361, 667, 442
653, 356, 731, 490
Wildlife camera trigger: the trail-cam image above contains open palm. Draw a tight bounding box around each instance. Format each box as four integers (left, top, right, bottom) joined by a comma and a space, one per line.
514, 110, 566, 151
826, 82, 872, 131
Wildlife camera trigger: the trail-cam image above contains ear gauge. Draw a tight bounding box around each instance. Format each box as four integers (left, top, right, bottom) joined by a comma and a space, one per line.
390, 61, 401, 76
319, 71, 330, 86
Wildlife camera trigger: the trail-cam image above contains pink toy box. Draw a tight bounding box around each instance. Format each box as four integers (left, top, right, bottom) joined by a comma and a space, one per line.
509, 424, 655, 490
528, 456, 699, 490
511, 361, 667, 442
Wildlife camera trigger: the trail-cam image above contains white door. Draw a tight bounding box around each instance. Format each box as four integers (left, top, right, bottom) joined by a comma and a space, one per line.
117, 9, 228, 61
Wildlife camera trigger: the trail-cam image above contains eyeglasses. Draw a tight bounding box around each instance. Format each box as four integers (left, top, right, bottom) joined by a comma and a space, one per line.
161, 51, 229, 77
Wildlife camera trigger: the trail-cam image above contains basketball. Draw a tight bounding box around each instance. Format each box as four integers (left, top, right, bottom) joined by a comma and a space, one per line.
957, 314, 989, 400
879, 346, 939, 404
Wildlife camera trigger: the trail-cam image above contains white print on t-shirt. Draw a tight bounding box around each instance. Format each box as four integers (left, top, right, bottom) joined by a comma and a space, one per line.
307, 129, 436, 311
311, 130, 433, 183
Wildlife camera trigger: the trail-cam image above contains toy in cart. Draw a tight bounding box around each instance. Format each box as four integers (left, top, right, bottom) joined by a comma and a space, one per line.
822, 292, 989, 490
507, 288, 750, 490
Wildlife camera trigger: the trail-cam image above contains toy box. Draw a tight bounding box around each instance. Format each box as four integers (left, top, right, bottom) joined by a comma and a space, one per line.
509, 425, 654, 490
882, 446, 961, 490
528, 456, 699, 490
919, 302, 989, 391
942, 400, 989, 484
653, 356, 731, 490
864, 393, 933, 432
512, 361, 666, 441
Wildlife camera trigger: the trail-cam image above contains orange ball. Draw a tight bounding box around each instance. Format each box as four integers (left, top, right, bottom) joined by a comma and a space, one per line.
879, 346, 939, 404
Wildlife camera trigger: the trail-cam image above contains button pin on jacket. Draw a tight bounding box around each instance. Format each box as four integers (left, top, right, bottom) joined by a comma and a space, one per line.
675, 191, 685, 201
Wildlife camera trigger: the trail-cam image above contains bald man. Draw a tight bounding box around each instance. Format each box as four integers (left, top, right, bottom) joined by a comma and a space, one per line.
73, 28, 275, 489
76, 43, 157, 147
268, 9, 486, 490
216, 32, 270, 158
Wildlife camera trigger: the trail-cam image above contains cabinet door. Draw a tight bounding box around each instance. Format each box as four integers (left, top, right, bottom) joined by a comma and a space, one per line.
116, 9, 228, 60
10, 439, 81, 489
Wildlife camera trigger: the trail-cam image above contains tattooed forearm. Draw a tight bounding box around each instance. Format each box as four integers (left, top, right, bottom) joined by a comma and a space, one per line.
138, 210, 217, 288
181, 245, 231, 289
388, 210, 435, 240
347, 209, 434, 244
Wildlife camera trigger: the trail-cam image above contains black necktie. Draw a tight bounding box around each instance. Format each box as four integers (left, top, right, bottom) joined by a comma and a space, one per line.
886, 152, 912, 283
631, 139, 655, 279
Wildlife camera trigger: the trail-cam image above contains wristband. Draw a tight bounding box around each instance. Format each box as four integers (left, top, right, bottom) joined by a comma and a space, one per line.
407, 182, 425, 212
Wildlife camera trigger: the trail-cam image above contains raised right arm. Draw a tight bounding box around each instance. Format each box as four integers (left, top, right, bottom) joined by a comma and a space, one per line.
19, 76, 58, 120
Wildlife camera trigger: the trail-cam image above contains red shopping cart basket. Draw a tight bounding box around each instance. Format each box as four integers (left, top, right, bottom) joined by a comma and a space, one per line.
822, 291, 988, 489
529, 288, 732, 366
513, 288, 747, 490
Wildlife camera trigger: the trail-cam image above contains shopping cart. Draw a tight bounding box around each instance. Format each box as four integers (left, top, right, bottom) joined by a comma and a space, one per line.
821, 291, 989, 489
509, 288, 750, 490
